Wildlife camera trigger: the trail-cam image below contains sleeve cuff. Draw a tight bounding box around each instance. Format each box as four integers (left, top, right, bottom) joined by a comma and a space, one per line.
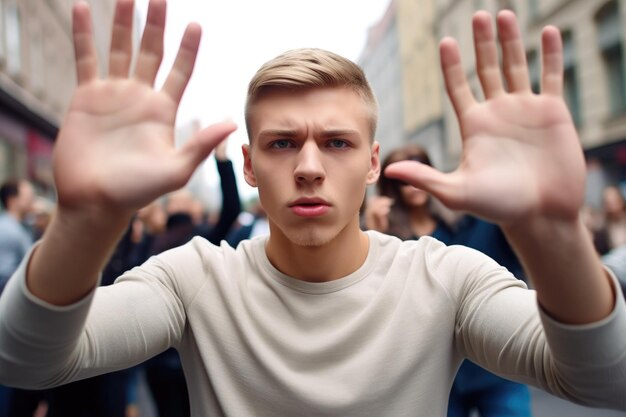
538, 266, 626, 366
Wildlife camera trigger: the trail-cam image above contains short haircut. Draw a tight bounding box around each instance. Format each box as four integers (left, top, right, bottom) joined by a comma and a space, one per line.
245, 48, 378, 142
0, 179, 20, 209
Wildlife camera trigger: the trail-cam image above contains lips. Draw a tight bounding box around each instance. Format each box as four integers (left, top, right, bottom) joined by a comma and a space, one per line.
288, 197, 331, 217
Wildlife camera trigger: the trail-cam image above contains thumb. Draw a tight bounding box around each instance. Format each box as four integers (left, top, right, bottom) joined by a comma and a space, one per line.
384, 161, 464, 209
179, 121, 238, 169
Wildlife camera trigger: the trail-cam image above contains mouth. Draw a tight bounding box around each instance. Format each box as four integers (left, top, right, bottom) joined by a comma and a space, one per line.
288, 198, 331, 217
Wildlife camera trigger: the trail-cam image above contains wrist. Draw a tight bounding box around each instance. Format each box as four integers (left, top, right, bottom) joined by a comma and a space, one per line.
51, 204, 131, 243
501, 212, 583, 244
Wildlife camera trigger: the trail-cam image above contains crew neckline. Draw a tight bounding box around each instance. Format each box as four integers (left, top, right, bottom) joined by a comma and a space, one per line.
252, 231, 380, 295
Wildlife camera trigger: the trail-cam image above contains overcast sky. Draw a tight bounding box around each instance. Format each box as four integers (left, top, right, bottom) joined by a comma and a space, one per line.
133, 0, 391, 202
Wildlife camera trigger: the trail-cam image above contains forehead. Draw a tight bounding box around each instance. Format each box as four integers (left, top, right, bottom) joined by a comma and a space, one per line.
248, 87, 370, 140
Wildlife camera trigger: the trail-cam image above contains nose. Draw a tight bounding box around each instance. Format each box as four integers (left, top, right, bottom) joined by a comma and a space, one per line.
294, 141, 325, 185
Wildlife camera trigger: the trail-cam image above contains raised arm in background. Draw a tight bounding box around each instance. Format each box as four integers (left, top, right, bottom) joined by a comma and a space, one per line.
195, 139, 242, 245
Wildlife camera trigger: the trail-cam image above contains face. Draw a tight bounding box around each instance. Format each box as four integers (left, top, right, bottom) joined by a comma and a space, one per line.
244, 87, 380, 248
399, 184, 429, 208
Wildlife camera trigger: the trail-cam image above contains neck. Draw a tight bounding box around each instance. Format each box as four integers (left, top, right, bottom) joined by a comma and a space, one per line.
265, 218, 369, 282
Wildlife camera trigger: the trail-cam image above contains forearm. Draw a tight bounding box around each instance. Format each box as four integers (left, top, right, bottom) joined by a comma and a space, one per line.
503, 215, 614, 324
28, 208, 130, 305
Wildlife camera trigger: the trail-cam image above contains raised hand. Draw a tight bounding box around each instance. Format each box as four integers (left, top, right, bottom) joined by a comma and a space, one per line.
54, 0, 236, 218
385, 11, 584, 226
364, 196, 393, 233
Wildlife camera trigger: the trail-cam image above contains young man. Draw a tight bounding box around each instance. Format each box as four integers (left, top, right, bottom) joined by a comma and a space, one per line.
0, 1, 625, 416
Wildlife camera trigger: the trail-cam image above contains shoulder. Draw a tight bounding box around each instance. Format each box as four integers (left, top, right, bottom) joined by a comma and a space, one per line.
371, 230, 517, 293
147, 235, 264, 286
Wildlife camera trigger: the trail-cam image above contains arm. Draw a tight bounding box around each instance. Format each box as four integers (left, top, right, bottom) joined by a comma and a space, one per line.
27, 0, 235, 306
385, 11, 613, 324
0, 0, 235, 385
195, 142, 242, 244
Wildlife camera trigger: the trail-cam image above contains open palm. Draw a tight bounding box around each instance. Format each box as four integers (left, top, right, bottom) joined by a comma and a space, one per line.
385, 11, 585, 226
54, 0, 235, 216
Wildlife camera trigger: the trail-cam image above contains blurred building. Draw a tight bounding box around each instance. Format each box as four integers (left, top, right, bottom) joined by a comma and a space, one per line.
360, 0, 626, 198
0, 0, 128, 193
358, 0, 405, 161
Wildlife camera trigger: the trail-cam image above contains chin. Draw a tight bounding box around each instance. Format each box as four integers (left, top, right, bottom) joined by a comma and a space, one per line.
286, 229, 335, 247
273, 220, 343, 247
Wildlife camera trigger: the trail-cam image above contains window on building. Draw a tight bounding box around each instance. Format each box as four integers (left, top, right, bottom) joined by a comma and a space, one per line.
596, 0, 626, 117
5, 1, 21, 78
562, 30, 581, 126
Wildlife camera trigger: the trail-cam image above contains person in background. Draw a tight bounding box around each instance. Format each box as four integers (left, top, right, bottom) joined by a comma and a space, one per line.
603, 244, 626, 298
226, 199, 269, 247
149, 139, 241, 256
601, 185, 626, 251
0, 179, 45, 417
30, 196, 55, 241
599, 186, 626, 298
365, 144, 530, 417
0, 179, 36, 293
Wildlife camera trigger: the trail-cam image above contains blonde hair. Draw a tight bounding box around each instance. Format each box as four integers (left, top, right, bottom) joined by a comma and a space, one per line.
245, 48, 378, 141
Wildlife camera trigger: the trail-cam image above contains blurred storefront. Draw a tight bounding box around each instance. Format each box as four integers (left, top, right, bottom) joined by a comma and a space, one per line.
0, 87, 57, 193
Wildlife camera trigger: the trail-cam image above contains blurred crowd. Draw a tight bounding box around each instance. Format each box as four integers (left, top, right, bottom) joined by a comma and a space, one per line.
0, 142, 267, 417
0, 142, 624, 417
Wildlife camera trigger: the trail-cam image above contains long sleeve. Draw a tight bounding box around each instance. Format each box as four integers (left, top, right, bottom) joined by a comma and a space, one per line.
0, 247, 188, 389
438, 239, 626, 410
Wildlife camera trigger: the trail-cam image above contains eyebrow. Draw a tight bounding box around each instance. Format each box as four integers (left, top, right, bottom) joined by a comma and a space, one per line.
319, 129, 360, 138
257, 129, 360, 140
257, 129, 299, 140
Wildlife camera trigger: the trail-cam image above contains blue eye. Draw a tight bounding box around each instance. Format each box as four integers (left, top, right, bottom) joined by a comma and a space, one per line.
270, 139, 293, 149
328, 139, 349, 148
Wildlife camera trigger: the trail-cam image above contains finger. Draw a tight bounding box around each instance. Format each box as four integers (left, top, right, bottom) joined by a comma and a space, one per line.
541, 26, 563, 97
178, 122, 238, 171
162, 23, 201, 104
133, 0, 166, 85
72, 1, 99, 84
440, 37, 477, 117
473, 11, 505, 99
108, 0, 135, 78
384, 161, 465, 210
497, 10, 531, 93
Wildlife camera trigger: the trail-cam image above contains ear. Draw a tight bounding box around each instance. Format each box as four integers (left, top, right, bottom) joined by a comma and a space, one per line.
242, 144, 258, 187
366, 141, 381, 185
